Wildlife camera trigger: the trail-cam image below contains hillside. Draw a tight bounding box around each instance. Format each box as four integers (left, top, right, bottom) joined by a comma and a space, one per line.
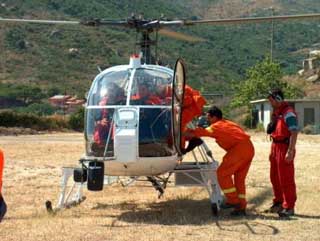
1, 0, 320, 97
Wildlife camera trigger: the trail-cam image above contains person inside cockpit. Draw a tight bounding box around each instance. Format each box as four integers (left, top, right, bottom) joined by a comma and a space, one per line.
92, 82, 125, 156
131, 82, 161, 105
99, 82, 125, 106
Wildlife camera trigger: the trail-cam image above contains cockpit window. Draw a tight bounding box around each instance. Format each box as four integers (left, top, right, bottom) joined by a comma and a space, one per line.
85, 68, 175, 158
130, 69, 172, 105
88, 70, 130, 106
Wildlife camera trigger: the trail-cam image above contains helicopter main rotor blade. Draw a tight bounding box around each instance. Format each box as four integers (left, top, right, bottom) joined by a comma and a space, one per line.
159, 28, 205, 42
0, 18, 79, 25
2, 12, 320, 29
183, 13, 320, 26
81, 19, 130, 27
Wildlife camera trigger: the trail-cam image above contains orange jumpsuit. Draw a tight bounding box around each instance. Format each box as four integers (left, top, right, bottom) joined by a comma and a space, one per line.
181, 85, 206, 149
158, 84, 206, 126
131, 94, 162, 105
93, 92, 126, 146
0, 149, 4, 195
158, 84, 206, 150
192, 119, 254, 209
93, 96, 114, 146
182, 85, 206, 128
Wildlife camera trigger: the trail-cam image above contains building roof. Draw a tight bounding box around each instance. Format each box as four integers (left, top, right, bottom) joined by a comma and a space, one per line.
66, 99, 85, 105
49, 94, 85, 107
49, 95, 71, 100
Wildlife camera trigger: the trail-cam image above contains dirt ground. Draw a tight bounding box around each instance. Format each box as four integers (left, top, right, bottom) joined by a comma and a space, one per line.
0, 132, 319, 241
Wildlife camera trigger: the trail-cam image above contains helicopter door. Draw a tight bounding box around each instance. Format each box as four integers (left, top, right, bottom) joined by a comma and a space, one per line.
172, 58, 186, 155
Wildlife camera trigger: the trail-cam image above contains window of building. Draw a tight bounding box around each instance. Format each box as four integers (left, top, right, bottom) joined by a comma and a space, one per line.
304, 108, 315, 126
260, 104, 264, 122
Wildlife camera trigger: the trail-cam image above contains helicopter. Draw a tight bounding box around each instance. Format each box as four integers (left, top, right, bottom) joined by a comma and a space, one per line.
1, 12, 320, 215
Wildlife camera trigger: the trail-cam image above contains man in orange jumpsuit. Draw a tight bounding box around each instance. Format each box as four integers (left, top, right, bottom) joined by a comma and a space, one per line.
156, 84, 206, 153
185, 106, 254, 216
181, 85, 207, 152
266, 89, 298, 218
0, 148, 7, 222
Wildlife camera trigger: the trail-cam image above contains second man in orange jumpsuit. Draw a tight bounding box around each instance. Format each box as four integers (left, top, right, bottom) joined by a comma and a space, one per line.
185, 106, 254, 216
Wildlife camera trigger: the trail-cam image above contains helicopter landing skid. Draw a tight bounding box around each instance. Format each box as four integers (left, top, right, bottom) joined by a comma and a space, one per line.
147, 176, 165, 198
45, 167, 85, 214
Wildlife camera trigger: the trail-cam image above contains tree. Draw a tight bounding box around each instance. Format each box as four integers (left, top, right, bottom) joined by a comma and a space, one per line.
231, 57, 303, 108
17, 103, 56, 116
47, 86, 61, 97
5, 27, 27, 50
8, 85, 46, 105
68, 107, 84, 131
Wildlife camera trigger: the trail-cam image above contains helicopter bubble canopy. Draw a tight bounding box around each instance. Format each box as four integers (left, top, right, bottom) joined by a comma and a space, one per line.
84, 56, 178, 166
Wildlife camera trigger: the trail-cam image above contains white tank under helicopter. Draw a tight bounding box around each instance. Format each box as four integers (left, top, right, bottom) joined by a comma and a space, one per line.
1, 12, 320, 215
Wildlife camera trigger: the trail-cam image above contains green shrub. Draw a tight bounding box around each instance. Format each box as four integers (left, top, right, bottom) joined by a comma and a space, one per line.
0, 111, 68, 131
243, 114, 254, 129
5, 27, 27, 50
302, 125, 320, 135
16, 103, 56, 116
68, 107, 84, 131
255, 123, 265, 132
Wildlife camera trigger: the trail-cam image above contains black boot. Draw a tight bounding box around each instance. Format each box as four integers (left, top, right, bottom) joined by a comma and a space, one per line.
264, 202, 283, 213
278, 208, 294, 218
220, 202, 240, 209
230, 209, 246, 216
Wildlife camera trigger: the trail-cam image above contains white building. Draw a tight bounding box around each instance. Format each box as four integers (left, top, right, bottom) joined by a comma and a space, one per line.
250, 99, 320, 131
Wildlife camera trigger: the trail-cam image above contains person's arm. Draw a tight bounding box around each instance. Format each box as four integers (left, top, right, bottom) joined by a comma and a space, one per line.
286, 130, 298, 163
184, 126, 214, 138
284, 111, 298, 163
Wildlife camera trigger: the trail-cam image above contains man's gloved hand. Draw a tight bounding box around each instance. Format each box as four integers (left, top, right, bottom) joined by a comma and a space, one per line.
184, 137, 203, 153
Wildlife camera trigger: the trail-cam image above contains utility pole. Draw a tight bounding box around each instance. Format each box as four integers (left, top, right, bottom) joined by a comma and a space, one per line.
270, 6, 275, 62
63, 85, 66, 120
